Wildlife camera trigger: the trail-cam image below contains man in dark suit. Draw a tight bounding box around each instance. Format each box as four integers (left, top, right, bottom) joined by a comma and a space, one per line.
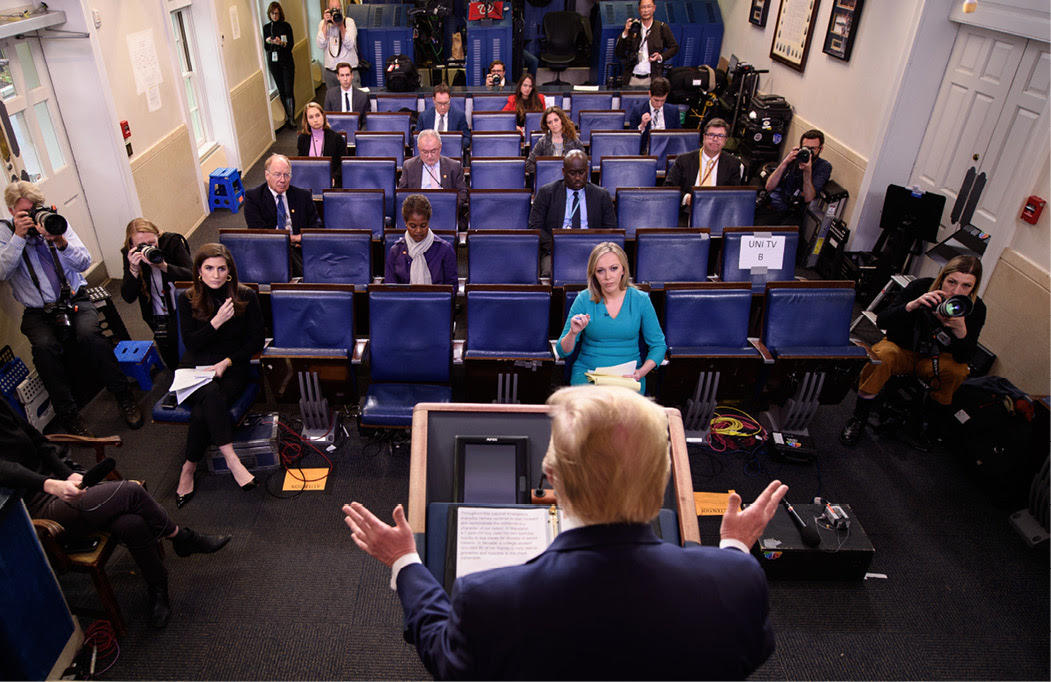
626, 77, 680, 154
399, 129, 469, 228
343, 385, 788, 680
666, 117, 746, 209
417, 83, 470, 150
322, 62, 369, 125
615, 0, 678, 87
528, 150, 617, 276
243, 153, 321, 276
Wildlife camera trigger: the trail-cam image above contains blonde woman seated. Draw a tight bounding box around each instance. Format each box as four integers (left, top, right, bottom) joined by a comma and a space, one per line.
525, 106, 585, 174
557, 242, 666, 393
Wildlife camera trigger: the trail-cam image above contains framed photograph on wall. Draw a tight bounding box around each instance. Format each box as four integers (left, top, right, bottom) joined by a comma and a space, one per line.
823, 0, 864, 61
769, 0, 822, 73
749, 0, 771, 28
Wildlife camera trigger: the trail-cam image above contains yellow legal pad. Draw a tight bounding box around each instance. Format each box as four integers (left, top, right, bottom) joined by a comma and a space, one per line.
282, 468, 330, 492
694, 490, 736, 516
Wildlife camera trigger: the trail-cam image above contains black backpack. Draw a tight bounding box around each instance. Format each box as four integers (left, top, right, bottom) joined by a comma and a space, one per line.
384, 54, 419, 92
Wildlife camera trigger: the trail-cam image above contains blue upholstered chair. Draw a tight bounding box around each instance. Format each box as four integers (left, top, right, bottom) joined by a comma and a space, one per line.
463, 285, 554, 403
360, 285, 454, 427
469, 190, 533, 229
470, 157, 526, 189
649, 130, 700, 171
720, 226, 798, 292
471, 112, 517, 132
578, 110, 625, 145
467, 230, 540, 284
218, 229, 289, 286
395, 190, 459, 233
689, 187, 757, 235
569, 92, 613, 125
471, 133, 522, 159
618, 93, 649, 117
326, 113, 359, 147
363, 112, 412, 144
550, 230, 626, 287
590, 131, 644, 171
600, 156, 657, 195
266, 284, 356, 357
323, 189, 387, 237
524, 111, 545, 139
300, 229, 372, 287
355, 132, 406, 168
615, 188, 681, 237
289, 156, 333, 197
634, 229, 710, 289
341, 157, 397, 218
534, 157, 564, 192
471, 94, 507, 113
374, 94, 418, 113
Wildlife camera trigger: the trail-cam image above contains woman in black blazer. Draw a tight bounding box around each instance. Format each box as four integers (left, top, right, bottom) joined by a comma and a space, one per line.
120, 218, 193, 370
297, 101, 344, 187
263, 1, 295, 128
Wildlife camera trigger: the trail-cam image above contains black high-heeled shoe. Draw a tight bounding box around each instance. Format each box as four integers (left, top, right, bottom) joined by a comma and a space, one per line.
240, 476, 258, 491
175, 489, 195, 509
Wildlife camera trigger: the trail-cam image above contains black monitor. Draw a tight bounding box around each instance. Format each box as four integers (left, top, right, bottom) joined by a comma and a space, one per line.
454, 436, 529, 504
879, 185, 946, 244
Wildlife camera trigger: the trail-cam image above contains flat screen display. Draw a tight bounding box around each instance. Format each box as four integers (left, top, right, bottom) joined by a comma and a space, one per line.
454, 436, 528, 504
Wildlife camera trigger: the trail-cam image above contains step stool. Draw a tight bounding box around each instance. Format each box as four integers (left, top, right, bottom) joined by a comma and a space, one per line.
114, 341, 164, 391
208, 167, 246, 213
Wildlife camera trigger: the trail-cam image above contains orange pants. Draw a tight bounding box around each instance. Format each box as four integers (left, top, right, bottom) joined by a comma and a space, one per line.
857, 339, 970, 405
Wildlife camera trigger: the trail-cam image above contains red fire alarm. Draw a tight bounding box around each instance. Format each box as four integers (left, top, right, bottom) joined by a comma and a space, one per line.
120, 120, 131, 140
1020, 195, 1045, 224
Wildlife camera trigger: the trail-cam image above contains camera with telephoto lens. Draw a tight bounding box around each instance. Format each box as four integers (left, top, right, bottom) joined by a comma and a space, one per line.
331, 8, 342, 24
491, 73, 504, 87
914, 294, 973, 356
133, 242, 165, 265
796, 147, 811, 167
26, 205, 68, 237
629, 19, 642, 37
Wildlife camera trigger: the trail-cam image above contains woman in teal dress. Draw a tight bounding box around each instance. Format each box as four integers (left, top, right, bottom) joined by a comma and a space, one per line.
557, 242, 667, 393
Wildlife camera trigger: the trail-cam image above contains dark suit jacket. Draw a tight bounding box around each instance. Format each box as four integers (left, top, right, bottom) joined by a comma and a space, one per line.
119, 232, 193, 323
418, 104, 471, 147
323, 86, 369, 118
614, 20, 679, 79
243, 183, 320, 277
627, 100, 681, 132
296, 127, 345, 186
528, 179, 617, 255
398, 155, 469, 209
397, 523, 774, 680
665, 149, 747, 199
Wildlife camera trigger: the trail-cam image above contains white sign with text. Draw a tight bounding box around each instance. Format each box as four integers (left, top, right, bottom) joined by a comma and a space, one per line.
738, 235, 786, 269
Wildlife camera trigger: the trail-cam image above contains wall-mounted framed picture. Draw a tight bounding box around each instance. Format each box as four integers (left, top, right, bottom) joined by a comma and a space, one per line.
769, 0, 822, 73
749, 0, 771, 27
822, 0, 864, 62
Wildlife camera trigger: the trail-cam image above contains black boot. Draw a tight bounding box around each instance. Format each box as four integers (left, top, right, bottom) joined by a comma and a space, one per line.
284, 97, 296, 129
840, 395, 874, 446
147, 581, 171, 628
170, 527, 231, 557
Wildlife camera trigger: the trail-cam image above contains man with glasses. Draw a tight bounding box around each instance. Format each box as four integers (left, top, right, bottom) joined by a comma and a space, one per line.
665, 118, 745, 208
755, 129, 832, 226
418, 84, 471, 151
484, 60, 507, 89
244, 154, 320, 277
399, 129, 469, 228
615, 0, 678, 87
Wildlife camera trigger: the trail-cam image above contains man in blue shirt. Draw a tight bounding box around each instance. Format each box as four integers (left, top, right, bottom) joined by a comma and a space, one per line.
0, 181, 142, 436
755, 129, 832, 226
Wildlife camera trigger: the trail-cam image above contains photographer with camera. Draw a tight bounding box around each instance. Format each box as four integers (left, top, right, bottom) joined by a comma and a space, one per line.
0, 181, 142, 436
484, 60, 506, 90
615, 0, 678, 88
840, 255, 986, 447
755, 129, 832, 227
120, 218, 192, 371
317, 0, 359, 92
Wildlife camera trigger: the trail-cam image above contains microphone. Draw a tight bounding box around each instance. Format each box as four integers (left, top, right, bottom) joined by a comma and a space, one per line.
78, 457, 116, 489
781, 498, 820, 547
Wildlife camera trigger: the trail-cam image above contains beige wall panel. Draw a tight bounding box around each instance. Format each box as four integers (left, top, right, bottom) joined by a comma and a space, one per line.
130, 125, 206, 239
784, 115, 867, 227
1009, 156, 1050, 273
981, 248, 1051, 396
232, 71, 274, 172
219, 0, 264, 85
292, 39, 315, 116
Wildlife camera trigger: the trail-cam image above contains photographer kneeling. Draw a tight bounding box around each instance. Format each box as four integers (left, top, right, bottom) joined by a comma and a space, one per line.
120, 218, 192, 371
841, 255, 986, 447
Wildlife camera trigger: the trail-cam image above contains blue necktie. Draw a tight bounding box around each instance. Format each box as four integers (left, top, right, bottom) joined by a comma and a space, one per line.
276, 194, 287, 230
570, 190, 581, 229
32, 238, 64, 301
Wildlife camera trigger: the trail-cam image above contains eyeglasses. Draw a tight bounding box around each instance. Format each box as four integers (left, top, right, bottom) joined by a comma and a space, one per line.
704, 133, 727, 140
267, 171, 291, 179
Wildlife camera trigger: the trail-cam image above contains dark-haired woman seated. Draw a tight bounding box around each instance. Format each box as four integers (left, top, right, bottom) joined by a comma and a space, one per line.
502, 73, 546, 137
525, 106, 585, 174
175, 244, 264, 507
384, 194, 457, 285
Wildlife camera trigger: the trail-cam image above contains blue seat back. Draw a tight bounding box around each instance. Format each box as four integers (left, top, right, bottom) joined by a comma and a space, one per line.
363, 112, 412, 144
529, 131, 544, 151
219, 230, 290, 284
591, 131, 643, 171
323, 189, 386, 237
635, 230, 710, 286
578, 110, 625, 145
467, 231, 540, 284
395, 190, 459, 232
615, 188, 681, 237
570, 93, 613, 124
355, 133, 405, 167
289, 157, 332, 197
600, 156, 657, 194
469, 190, 533, 229
551, 230, 625, 286
326, 113, 359, 146
300, 229, 372, 285
721, 227, 798, 292
341, 158, 397, 218
270, 285, 356, 351
690, 188, 757, 236
471, 157, 526, 189
471, 94, 507, 113
374, 94, 417, 112
524, 111, 544, 139
368, 287, 453, 382
471, 134, 522, 159
664, 284, 753, 351
412, 132, 464, 162
472, 112, 517, 132
619, 93, 649, 117
649, 130, 700, 170
466, 288, 550, 355
534, 157, 564, 192
762, 284, 856, 354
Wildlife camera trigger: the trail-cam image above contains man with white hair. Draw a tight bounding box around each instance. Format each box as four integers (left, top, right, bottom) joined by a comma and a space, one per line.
399, 129, 468, 227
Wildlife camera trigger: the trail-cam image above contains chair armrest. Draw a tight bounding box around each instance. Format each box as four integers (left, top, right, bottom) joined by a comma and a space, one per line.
32, 518, 71, 571
353, 338, 368, 365
549, 339, 565, 365
46, 434, 122, 448
850, 338, 881, 364
748, 337, 775, 364
453, 339, 465, 364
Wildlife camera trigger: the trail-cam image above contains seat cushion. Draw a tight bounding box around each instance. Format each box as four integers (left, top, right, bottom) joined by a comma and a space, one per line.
361, 383, 452, 427
667, 345, 761, 358
152, 383, 259, 424
772, 345, 869, 359
464, 350, 553, 360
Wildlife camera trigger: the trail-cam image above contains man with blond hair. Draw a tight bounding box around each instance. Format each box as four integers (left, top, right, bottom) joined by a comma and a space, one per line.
343, 385, 787, 679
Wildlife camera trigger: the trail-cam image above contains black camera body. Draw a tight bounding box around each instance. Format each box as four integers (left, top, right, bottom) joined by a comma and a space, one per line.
134, 243, 165, 265
27, 205, 67, 237
331, 8, 343, 24
629, 19, 642, 37
914, 295, 972, 356
43, 297, 77, 332
796, 147, 811, 166
490, 73, 504, 87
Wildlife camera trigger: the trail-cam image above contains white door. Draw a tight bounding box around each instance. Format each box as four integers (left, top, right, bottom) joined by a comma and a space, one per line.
0, 36, 94, 249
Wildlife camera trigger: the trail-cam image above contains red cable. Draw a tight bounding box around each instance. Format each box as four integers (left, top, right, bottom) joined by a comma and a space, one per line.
84, 619, 120, 676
